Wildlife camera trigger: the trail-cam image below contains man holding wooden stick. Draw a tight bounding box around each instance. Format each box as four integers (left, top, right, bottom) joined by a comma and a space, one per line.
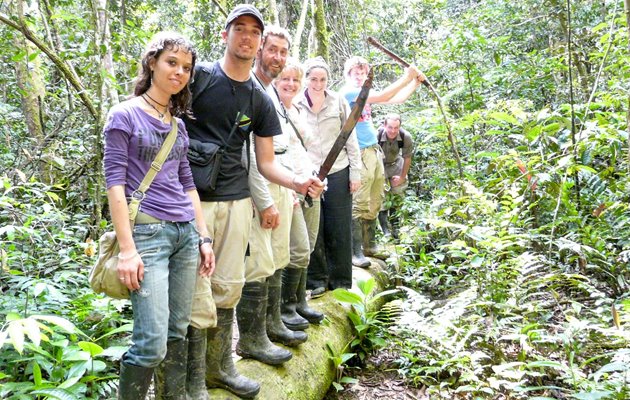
341, 56, 425, 267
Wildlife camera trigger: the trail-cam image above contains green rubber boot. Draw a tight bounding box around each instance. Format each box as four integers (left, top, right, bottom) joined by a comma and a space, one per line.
281, 267, 310, 331
267, 269, 307, 346
118, 356, 153, 400
296, 268, 324, 324
236, 281, 293, 365
154, 339, 187, 399
352, 218, 371, 268
205, 308, 260, 399
185, 326, 209, 400
362, 218, 387, 260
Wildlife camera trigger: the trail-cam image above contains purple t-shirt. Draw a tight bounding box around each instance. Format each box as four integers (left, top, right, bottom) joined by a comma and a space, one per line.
103, 101, 196, 222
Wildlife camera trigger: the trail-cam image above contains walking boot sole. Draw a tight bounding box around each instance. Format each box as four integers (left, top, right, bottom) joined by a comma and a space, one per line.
235, 346, 292, 365
297, 309, 325, 324
282, 318, 310, 331
207, 379, 260, 399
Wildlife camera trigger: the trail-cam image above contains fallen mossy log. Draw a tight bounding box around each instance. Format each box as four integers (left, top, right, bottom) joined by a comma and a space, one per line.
206, 261, 389, 399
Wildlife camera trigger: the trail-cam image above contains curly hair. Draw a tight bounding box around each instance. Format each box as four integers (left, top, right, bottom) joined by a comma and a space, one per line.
343, 56, 369, 78
134, 31, 197, 117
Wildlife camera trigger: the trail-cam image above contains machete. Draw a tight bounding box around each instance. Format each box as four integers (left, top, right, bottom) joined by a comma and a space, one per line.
318, 69, 373, 181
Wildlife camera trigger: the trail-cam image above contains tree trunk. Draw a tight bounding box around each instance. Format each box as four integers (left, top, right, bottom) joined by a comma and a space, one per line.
12, 0, 45, 144
91, 0, 119, 113
267, 0, 279, 25
312, 0, 329, 61
292, 0, 309, 59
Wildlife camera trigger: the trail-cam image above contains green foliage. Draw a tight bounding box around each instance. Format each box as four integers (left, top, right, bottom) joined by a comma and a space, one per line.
332, 279, 398, 363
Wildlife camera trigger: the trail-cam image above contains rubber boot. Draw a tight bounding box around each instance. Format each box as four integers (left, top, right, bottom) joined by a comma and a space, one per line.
206, 308, 260, 399
236, 281, 293, 365
185, 326, 209, 400
118, 357, 153, 400
154, 339, 187, 400
267, 269, 307, 346
362, 218, 388, 260
351, 218, 371, 268
296, 268, 324, 324
281, 268, 310, 331
378, 210, 391, 237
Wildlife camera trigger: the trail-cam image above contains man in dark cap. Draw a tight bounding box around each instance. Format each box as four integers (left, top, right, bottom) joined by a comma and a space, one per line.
182, 4, 323, 399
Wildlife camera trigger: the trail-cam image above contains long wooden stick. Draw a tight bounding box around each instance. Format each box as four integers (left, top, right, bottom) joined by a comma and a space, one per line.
367, 36, 463, 179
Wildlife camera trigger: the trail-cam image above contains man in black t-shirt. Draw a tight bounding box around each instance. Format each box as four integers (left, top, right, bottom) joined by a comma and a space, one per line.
182, 5, 323, 399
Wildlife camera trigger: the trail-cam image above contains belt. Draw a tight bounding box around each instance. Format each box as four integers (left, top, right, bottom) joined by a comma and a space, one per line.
135, 212, 162, 224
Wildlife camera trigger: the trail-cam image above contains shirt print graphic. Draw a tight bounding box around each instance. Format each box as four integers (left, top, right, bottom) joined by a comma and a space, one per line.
136, 129, 186, 163
359, 103, 372, 123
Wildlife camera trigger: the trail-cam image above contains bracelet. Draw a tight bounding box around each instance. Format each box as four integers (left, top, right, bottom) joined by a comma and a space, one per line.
118, 251, 138, 261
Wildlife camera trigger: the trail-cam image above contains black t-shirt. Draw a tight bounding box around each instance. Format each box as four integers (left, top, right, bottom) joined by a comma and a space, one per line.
184, 61, 282, 202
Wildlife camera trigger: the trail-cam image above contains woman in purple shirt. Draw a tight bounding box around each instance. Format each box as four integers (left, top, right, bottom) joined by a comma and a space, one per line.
103, 32, 214, 399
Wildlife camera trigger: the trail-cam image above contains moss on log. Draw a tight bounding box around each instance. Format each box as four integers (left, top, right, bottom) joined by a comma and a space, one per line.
207, 262, 389, 399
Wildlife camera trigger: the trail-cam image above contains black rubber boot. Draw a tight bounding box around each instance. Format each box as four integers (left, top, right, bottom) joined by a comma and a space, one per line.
118, 357, 153, 400
206, 308, 260, 399
154, 339, 187, 400
267, 269, 307, 346
185, 326, 209, 400
362, 218, 387, 260
296, 268, 324, 324
281, 268, 310, 331
351, 218, 371, 268
378, 210, 391, 237
236, 281, 293, 365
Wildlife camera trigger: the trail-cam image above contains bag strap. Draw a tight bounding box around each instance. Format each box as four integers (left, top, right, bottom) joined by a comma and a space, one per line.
128, 118, 178, 222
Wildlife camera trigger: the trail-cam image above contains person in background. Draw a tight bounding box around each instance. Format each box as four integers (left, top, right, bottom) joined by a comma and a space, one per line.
103, 31, 214, 399
296, 57, 362, 295
273, 58, 326, 328
377, 113, 414, 239
182, 5, 322, 399
341, 56, 424, 267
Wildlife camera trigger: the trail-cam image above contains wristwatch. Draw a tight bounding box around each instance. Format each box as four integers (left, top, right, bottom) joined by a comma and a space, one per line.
199, 237, 213, 247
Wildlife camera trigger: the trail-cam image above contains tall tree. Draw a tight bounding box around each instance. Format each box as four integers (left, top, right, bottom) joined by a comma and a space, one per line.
312, 0, 329, 61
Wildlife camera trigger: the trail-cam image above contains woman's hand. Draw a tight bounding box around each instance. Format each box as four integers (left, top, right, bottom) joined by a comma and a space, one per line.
117, 251, 144, 290
350, 180, 361, 193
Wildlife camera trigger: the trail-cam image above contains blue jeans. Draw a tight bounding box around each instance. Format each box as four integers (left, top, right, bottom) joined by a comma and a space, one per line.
124, 220, 199, 368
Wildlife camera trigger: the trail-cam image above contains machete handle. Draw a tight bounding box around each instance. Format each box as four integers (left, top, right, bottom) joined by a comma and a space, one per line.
367, 36, 430, 88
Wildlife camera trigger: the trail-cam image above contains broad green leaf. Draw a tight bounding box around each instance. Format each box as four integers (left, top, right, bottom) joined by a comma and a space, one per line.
357, 278, 375, 296
332, 289, 363, 305
34, 315, 79, 335
32, 360, 42, 386
30, 388, 80, 400
571, 391, 613, 400
23, 317, 42, 347
8, 321, 25, 354
78, 341, 104, 357
526, 360, 564, 369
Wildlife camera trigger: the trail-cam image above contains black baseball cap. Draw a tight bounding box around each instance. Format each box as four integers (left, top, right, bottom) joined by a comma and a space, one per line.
225, 4, 264, 31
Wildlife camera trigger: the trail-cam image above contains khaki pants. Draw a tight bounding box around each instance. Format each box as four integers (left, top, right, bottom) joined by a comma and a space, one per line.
288, 198, 321, 270
199, 199, 252, 309
352, 145, 385, 220
244, 183, 293, 283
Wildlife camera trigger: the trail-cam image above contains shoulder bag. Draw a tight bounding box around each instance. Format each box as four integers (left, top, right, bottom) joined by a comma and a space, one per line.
89, 118, 178, 299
